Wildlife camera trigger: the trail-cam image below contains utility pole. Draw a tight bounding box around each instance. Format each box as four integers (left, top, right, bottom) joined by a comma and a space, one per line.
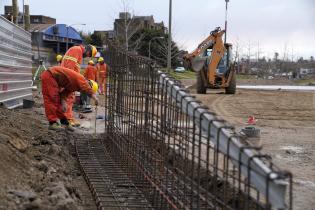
167, 0, 172, 71
22, 0, 24, 28
12, 0, 18, 24
24, 4, 30, 31
224, 0, 229, 44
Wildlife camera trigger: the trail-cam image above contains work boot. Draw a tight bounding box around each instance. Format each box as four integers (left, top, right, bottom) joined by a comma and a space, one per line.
69, 119, 81, 127
48, 123, 64, 131
64, 124, 75, 132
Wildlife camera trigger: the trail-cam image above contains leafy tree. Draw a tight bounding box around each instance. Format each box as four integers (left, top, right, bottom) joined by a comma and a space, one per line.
79, 31, 92, 44
90, 32, 104, 47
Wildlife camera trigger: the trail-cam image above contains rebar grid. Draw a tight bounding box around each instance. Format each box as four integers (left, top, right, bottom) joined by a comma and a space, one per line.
101, 46, 292, 210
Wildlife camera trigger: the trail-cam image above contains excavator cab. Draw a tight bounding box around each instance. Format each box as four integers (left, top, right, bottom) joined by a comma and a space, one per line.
217, 45, 232, 75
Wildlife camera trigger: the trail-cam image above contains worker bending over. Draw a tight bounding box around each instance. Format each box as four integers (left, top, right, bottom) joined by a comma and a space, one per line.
61, 44, 97, 127
82, 60, 98, 110
41, 66, 98, 131
96, 57, 107, 95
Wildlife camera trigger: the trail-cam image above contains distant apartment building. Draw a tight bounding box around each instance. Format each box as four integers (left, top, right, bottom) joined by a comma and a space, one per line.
3, 5, 56, 27
114, 12, 167, 41
30, 15, 56, 24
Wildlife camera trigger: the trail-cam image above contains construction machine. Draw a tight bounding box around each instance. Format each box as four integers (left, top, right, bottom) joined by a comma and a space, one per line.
183, 27, 236, 94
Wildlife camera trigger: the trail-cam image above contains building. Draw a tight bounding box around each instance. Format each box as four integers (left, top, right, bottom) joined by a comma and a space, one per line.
93, 30, 115, 45
32, 24, 83, 64
30, 15, 56, 24
114, 12, 167, 42
3, 5, 56, 27
2, 5, 83, 65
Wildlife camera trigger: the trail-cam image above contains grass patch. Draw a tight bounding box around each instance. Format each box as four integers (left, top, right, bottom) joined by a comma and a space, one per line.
162, 69, 196, 80
293, 79, 315, 85
236, 74, 257, 80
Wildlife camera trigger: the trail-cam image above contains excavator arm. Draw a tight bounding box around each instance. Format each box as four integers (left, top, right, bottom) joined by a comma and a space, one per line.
183, 27, 226, 86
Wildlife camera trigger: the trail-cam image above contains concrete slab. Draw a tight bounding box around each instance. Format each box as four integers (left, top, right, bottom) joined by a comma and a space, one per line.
73, 106, 106, 134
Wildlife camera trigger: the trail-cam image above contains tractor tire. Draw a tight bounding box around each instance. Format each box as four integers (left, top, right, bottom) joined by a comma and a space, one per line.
225, 72, 236, 94
196, 72, 207, 94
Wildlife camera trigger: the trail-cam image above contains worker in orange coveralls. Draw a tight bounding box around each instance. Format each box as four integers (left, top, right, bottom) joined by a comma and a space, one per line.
96, 57, 107, 95
41, 66, 99, 131
82, 60, 98, 110
61, 44, 97, 127
84, 60, 98, 81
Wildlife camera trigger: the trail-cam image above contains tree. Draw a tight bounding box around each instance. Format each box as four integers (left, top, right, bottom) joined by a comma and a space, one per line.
79, 31, 92, 44
113, 0, 144, 51
90, 32, 104, 47
130, 28, 181, 68
274, 52, 279, 61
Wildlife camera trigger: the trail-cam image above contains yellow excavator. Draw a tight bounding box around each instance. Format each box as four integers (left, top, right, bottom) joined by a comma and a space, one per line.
183, 27, 236, 94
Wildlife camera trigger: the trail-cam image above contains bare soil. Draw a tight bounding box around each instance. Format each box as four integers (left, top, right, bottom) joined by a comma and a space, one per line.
0, 93, 96, 210
183, 80, 315, 210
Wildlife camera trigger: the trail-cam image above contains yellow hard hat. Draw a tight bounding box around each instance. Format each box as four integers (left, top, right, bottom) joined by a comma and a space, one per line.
98, 57, 104, 63
88, 80, 98, 93
97, 57, 104, 62
88, 60, 94, 65
56, 54, 63, 62
90, 45, 97, 58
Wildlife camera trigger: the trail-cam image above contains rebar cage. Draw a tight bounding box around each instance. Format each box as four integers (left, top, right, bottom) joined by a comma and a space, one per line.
102, 46, 292, 210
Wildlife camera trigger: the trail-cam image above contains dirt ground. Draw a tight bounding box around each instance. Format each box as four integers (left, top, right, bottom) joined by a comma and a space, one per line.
180, 78, 297, 88
1, 79, 314, 209
0, 93, 97, 210
183, 79, 315, 210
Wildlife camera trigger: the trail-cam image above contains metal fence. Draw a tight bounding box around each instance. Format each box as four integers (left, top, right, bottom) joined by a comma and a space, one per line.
0, 16, 33, 109
103, 45, 292, 210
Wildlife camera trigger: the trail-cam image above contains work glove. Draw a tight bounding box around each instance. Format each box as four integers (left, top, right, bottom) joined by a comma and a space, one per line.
91, 94, 99, 106
61, 99, 67, 112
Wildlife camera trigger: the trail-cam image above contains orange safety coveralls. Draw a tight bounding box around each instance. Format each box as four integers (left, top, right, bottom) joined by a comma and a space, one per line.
96, 63, 107, 94
60, 45, 85, 120
84, 65, 98, 81
41, 66, 94, 123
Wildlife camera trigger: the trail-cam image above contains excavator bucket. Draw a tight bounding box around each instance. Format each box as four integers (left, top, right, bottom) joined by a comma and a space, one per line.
191, 56, 208, 72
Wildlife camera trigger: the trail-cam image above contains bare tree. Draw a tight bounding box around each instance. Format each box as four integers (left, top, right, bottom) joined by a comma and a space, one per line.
274, 52, 279, 61
114, 0, 145, 51
151, 39, 182, 67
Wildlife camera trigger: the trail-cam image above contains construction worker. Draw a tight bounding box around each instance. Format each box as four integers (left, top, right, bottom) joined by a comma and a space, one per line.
56, 54, 63, 65
82, 60, 98, 110
61, 44, 97, 127
84, 60, 98, 81
41, 66, 98, 131
96, 57, 107, 95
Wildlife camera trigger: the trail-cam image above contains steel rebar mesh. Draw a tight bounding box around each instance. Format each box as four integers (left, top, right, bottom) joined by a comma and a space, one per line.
102, 45, 292, 210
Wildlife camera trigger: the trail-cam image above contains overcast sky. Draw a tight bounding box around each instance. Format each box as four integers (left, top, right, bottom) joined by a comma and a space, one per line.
1, 0, 314, 59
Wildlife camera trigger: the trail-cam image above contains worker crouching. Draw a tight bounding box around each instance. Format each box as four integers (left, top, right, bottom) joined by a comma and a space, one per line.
41, 66, 98, 131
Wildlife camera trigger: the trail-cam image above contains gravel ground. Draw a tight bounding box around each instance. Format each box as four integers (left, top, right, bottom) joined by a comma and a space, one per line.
0, 93, 97, 210
182, 82, 315, 210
